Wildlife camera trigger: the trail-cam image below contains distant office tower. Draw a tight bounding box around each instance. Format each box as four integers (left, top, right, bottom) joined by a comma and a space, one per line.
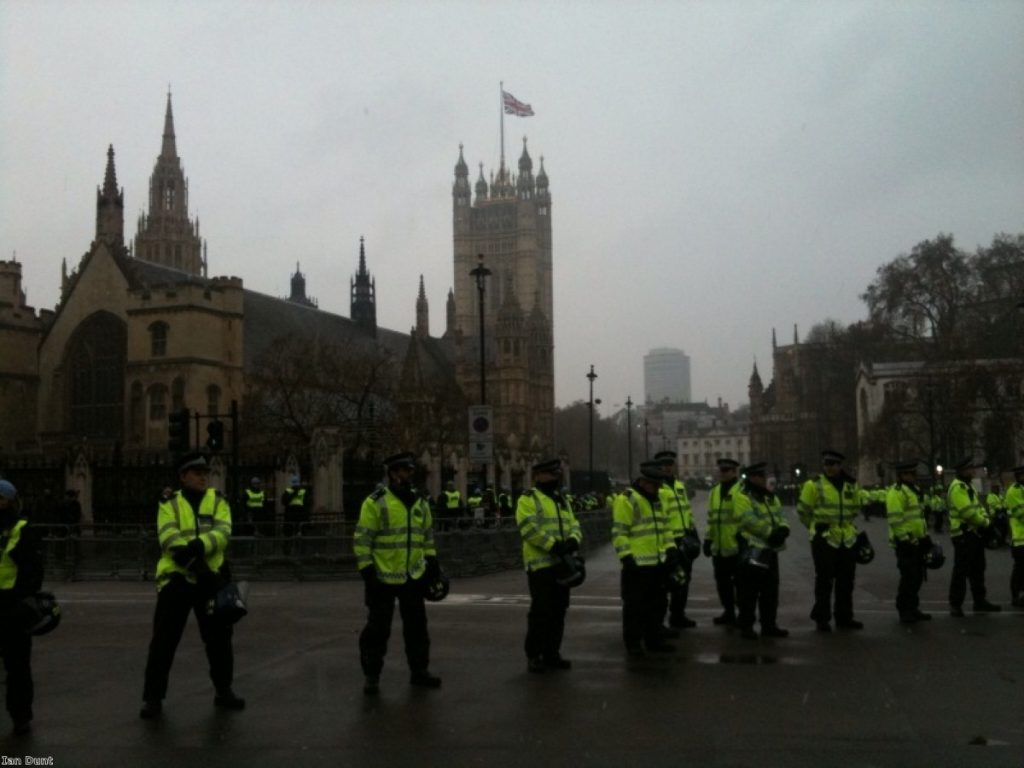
644, 348, 691, 404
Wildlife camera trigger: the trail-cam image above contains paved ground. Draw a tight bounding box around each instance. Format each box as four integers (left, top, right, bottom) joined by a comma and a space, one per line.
1, 513, 1022, 768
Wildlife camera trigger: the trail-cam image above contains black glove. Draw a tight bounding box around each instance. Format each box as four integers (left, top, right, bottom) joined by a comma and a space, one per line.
621, 555, 638, 570
767, 527, 790, 547
664, 548, 681, 569
359, 566, 379, 585
674, 537, 686, 549
172, 539, 204, 567
564, 538, 580, 554
550, 540, 568, 557
424, 556, 441, 579
814, 522, 829, 534
918, 535, 934, 553
702, 539, 713, 558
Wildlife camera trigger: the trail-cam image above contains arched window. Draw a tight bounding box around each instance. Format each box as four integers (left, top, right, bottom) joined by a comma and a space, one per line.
207, 385, 221, 417
67, 312, 126, 440
149, 384, 168, 421
149, 322, 168, 357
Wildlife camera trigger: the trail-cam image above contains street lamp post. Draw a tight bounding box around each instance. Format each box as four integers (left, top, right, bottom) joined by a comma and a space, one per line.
643, 416, 650, 460
470, 254, 492, 405
469, 254, 491, 489
587, 365, 598, 492
625, 395, 633, 481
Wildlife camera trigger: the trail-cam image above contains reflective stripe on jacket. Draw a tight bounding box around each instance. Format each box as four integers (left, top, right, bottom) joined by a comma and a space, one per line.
245, 489, 265, 509
612, 488, 673, 566
353, 488, 436, 585
886, 483, 927, 545
704, 482, 741, 556
516, 489, 582, 572
947, 479, 989, 538
155, 490, 232, 591
797, 477, 860, 548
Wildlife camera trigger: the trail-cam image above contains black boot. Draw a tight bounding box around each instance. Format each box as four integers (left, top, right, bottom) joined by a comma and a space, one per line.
139, 700, 163, 720
214, 689, 246, 710
410, 671, 442, 688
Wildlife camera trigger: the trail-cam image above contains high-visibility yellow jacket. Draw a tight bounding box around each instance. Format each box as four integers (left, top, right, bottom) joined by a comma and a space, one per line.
885, 483, 927, 545
705, 481, 741, 556
354, 487, 436, 585
244, 488, 265, 509
285, 488, 307, 508
516, 489, 582, 572
798, 475, 860, 548
0, 519, 28, 591
947, 478, 989, 538
155, 489, 232, 591
985, 492, 1004, 513
1005, 482, 1024, 546
734, 486, 788, 551
444, 490, 462, 510
612, 487, 674, 567
660, 479, 695, 539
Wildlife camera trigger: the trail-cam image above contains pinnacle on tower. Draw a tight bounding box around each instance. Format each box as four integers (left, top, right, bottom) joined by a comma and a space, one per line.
162, 90, 178, 159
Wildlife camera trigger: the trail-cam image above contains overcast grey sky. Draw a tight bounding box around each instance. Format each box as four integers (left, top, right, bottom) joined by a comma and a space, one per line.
2, 0, 1022, 413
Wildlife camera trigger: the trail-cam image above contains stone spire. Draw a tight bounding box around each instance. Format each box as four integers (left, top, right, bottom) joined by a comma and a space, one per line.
415, 275, 429, 338
445, 288, 456, 338
350, 237, 377, 335
95, 145, 124, 247
161, 89, 178, 159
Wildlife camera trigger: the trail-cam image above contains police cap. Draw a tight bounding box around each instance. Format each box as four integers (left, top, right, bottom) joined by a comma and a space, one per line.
743, 461, 768, 477
717, 458, 740, 471
653, 450, 677, 464
176, 452, 210, 474
383, 452, 417, 471
821, 450, 845, 464
639, 460, 668, 481
532, 458, 562, 475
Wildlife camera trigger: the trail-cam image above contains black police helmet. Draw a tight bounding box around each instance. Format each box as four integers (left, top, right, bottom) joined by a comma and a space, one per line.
20, 592, 62, 636
423, 572, 451, 602
854, 531, 875, 565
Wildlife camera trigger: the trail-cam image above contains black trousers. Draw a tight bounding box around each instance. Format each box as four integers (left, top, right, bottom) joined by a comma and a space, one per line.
949, 533, 988, 607
525, 568, 571, 660
895, 540, 925, 615
668, 559, 693, 622
621, 566, 664, 648
810, 538, 857, 624
1, 624, 32, 722
737, 551, 780, 629
1011, 545, 1024, 603
359, 579, 429, 677
142, 576, 235, 702
712, 554, 739, 616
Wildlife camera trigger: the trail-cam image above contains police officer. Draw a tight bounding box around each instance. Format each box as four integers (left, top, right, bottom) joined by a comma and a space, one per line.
1006, 465, 1024, 608
437, 480, 462, 531
947, 457, 1000, 616
281, 476, 309, 540
516, 458, 582, 673
703, 458, 742, 626
140, 452, 243, 719
653, 450, 700, 629
797, 450, 864, 632
886, 461, 931, 624
613, 460, 680, 657
733, 463, 790, 639
354, 452, 442, 695
241, 476, 265, 537
0, 480, 44, 735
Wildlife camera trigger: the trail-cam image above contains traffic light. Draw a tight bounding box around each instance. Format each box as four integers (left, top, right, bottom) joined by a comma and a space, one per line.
206, 419, 225, 453
167, 408, 191, 453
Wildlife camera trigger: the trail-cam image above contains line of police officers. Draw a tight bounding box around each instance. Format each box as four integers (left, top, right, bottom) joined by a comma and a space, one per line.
3, 449, 1024, 734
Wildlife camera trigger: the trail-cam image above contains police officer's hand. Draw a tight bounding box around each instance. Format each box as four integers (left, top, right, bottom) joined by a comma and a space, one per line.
665, 547, 681, 569
564, 538, 580, 554
621, 555, 639, 570
424, 556, 441, 579
360, 566, 379, 586
171, 546, 191, 567
814, 522, 829, 534
702, 539, 713, 558
550, 540, 568, 557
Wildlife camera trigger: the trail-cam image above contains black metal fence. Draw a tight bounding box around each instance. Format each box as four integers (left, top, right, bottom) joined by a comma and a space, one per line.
37, 509, 613, 582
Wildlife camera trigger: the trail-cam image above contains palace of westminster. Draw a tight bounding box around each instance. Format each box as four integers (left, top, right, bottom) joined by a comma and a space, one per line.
0, 95, 556, 494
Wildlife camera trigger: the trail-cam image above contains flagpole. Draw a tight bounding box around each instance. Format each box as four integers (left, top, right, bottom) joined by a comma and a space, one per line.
499, 80, 505, 173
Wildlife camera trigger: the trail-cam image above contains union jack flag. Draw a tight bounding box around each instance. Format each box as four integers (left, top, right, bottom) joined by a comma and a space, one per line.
502, 90, 534, 117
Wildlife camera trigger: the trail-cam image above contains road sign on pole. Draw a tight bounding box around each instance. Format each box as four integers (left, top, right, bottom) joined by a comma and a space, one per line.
468, 405, 494, 463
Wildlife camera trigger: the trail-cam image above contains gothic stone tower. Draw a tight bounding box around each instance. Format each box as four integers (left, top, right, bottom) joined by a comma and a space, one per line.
452, 139, 554, 452
134, 93, 206, 276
